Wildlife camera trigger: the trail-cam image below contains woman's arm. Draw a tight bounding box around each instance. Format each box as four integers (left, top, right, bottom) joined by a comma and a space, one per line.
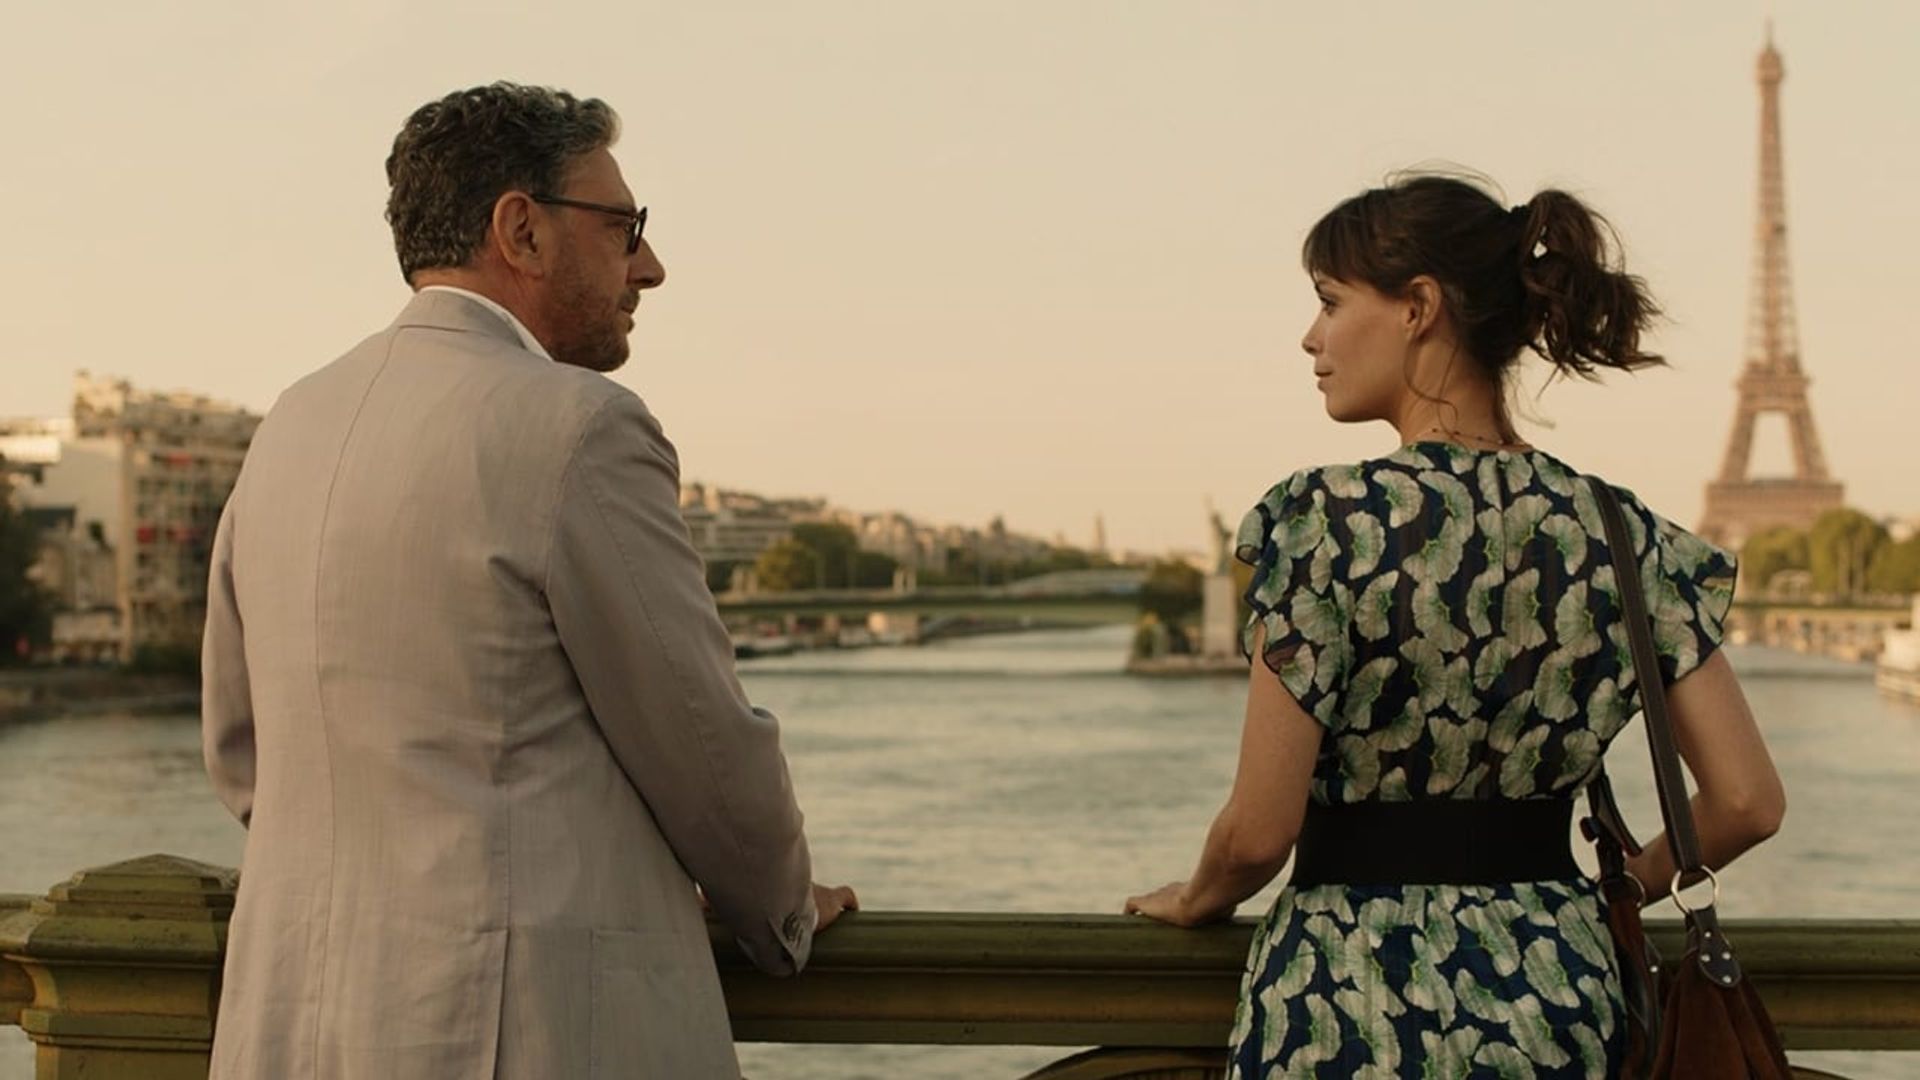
1125, 626, 1325, 927
1623, 648, 1786, 902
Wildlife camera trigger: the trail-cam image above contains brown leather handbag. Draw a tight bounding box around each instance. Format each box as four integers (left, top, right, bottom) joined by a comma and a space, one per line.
1581, 479, 1792, 1080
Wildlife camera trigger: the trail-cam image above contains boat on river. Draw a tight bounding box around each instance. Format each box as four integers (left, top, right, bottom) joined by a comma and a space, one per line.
1874, 596, 1920, 704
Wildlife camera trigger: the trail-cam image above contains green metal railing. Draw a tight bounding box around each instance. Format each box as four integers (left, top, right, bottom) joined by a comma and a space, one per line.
4, 856, 1917, 1079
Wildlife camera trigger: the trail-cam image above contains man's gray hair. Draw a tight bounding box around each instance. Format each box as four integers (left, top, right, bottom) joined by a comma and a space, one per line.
385, 82, 619, 283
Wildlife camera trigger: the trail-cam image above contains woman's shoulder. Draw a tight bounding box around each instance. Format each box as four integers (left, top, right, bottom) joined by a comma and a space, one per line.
1239, 460, 1378, 535
1244, 447, 1442, 505
1234, 454, 1437, 564
1247, 462, 1359, 506
1242, 445, 1495, 527
1591, 480, 1737, 573
1236, 464, 1354, 565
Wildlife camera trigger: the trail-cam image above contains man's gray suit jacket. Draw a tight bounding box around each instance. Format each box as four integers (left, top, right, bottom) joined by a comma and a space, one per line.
202, 290, 815, 1078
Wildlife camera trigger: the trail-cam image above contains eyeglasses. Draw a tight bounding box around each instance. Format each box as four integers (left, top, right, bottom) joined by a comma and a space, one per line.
530, 195, 648, 254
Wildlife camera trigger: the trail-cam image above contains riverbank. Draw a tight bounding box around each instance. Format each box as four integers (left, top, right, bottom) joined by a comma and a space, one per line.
1124, 653, 1246, 676
734, 616, 1088, 661
0, 669, 200, 726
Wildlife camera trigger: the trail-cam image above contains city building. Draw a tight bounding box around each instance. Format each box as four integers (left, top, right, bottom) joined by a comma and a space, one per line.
678, 482, 825, 567
846, 511, 949, 574
2, 372, 259, 660
18, 505, 119, 662
678, 481, 1078, 584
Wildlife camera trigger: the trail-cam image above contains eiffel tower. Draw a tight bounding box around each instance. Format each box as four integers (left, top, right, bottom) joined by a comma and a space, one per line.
1698, 29, 1844, 551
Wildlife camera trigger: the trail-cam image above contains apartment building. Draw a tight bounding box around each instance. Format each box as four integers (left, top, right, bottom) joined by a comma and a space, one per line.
2, 373, 259, 659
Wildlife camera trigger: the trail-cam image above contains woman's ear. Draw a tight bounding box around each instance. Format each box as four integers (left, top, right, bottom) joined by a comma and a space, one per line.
1404, 275, 1444, 340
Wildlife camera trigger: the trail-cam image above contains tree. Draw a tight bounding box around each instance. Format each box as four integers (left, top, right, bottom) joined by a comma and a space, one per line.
1868, 535, 1920, 596
0, 496, 52, 662
1038, 546, 1099, 573
1807, 509, 1889, 598
752, 539, 819, 592
790, 523, 860, 588
914, 538, 1109, 588
851, 550, 900, 588
1739, 527, 1810, 596
1138, 559, 1203, 625
1131, 613, 1171, 659
919, 546, 980, 587
703, 559, 742, 594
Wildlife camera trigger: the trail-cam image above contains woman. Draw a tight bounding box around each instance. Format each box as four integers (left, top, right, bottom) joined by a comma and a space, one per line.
1124, 173, 1786, 1078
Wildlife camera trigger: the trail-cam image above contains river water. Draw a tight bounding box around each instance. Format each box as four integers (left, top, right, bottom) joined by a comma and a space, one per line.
2, 628, 1914, 1079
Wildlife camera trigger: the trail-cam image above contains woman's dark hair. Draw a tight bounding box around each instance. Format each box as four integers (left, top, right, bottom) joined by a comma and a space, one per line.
1303, 171, 1663, 384
385, 82, 619, 284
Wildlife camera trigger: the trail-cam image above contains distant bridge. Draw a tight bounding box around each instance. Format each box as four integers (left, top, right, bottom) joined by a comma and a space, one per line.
714, 569, 1146, 625
1727, 597, 1913, 664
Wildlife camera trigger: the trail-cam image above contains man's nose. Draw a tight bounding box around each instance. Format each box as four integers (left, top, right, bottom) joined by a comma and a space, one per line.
630, 240, 666, 289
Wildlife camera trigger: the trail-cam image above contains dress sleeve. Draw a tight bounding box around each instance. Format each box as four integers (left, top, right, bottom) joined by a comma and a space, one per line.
1631, 497, 1738, 685
1235, 469, 1355, 727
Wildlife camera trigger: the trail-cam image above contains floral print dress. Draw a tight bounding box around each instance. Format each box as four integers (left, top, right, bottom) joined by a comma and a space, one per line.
1228, 443, 1735, 1079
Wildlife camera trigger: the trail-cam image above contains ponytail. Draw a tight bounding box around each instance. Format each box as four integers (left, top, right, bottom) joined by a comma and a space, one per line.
1513, 190, 1664, 379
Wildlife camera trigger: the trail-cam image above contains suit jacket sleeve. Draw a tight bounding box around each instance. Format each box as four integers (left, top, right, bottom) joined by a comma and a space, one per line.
546, 390, 816, 975
201, 495, 256, 827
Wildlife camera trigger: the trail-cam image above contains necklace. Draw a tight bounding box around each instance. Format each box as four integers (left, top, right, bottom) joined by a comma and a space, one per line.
1413, 424, 1533, 451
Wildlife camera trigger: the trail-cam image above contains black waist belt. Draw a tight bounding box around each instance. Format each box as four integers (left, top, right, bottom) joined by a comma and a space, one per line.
1288, 797, 1580, 888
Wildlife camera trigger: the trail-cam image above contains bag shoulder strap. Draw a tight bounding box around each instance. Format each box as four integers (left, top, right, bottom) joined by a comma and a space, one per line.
1587, 478, 1707, 876
1588, 480, 1756, 998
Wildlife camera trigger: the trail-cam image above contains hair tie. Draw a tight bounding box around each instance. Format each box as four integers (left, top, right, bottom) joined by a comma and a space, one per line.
1510, 202, 1546, 262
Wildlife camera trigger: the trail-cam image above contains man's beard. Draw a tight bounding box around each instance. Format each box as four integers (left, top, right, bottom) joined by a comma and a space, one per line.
547, 264, 630, 372
553, 323, 628, 372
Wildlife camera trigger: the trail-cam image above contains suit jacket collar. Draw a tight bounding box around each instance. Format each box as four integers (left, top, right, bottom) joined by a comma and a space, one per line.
392, 288, 547, 359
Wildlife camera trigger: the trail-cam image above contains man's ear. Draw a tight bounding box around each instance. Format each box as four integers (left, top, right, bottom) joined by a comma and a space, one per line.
491, 192, 547, 278
1404, 275, 1444, 340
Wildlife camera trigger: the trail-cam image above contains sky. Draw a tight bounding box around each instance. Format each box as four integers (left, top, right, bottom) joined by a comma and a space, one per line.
5, 2, 1916, 553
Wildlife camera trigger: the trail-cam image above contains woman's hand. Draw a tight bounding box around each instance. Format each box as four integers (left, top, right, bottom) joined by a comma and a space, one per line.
1124, 881, 1206, 927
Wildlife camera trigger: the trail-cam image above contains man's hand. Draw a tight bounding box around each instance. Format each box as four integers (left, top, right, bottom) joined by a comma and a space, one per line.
812, 883, 859, 932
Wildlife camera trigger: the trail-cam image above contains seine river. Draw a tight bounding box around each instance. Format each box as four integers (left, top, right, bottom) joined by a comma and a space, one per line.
2, 628, 1914, 1079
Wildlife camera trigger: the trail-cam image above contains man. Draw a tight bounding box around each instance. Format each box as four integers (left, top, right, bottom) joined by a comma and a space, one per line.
202, 82, 855, 1078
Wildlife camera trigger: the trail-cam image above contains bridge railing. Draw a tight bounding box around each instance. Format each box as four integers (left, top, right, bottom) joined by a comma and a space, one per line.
4, 856, 1917, 1079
